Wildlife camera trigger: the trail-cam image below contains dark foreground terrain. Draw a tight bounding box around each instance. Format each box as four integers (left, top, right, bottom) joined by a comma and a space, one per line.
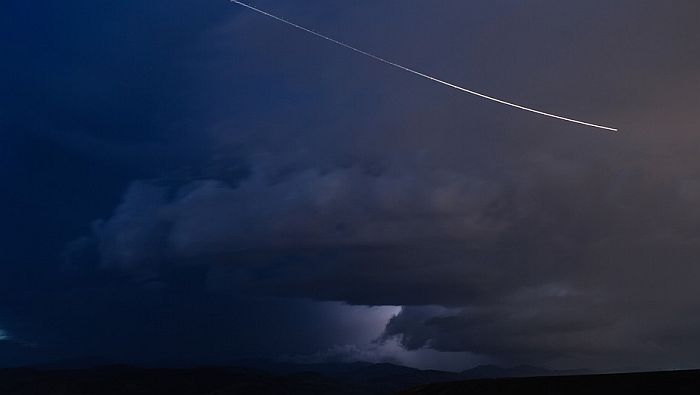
399, 369, 700, 395
0, 362, 697, 394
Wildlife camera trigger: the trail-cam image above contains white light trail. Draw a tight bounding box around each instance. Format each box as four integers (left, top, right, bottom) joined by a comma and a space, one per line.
229, 0, 618, 132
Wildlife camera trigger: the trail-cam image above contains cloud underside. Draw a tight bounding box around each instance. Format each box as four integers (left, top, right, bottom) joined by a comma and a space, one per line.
95, 87, 700, 368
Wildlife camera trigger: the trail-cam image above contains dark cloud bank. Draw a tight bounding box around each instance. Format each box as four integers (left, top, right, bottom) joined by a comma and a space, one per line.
3, 0, 700, 371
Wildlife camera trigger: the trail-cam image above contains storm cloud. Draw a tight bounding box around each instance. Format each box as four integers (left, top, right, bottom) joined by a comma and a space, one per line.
4, 0, 700, 371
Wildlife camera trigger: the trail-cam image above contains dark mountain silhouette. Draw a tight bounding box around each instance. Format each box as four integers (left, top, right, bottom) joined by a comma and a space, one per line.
0, 361, 593, 395
5, 362, 698, 394
397, 369, 700, 395
26, 356, 121, 370
458, 364, 589, 379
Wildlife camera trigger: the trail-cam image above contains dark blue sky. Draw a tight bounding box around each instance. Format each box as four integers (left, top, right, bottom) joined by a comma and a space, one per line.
2, 0, 700, 371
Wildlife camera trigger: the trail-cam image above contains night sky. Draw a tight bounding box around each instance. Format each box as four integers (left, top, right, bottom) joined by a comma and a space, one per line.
2, 0, 700, 372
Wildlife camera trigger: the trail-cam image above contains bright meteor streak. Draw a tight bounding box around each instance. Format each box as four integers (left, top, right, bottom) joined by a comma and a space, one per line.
229, 0, 618, 132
